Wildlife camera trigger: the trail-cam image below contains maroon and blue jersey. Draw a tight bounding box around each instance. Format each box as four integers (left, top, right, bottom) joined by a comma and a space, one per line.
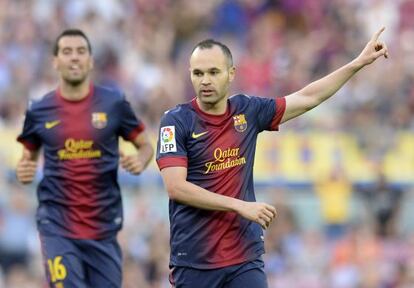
156, 94, 286, 269
17, 84, 144, 240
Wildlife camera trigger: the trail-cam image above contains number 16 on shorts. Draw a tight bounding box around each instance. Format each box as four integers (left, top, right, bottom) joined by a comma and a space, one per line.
48, 256, 67, 286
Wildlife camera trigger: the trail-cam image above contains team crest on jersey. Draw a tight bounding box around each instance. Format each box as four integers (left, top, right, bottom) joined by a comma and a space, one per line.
233, 114, 247, 132
91, 112, 107, 129
160, 126, 177, 153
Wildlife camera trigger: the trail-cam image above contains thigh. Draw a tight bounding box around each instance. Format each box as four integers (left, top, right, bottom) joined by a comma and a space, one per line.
170, 266, 226, 288
82, 236, 122, 288
39, 234, 87, 288
225, 258, 268, 288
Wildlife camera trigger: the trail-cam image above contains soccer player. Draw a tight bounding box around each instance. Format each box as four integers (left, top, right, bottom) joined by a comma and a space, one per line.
156, 28, 388, 287
15, 29, 153, 287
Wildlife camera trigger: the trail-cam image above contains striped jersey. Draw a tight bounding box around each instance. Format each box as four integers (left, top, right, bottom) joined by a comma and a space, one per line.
17, 84, 144, 239
156, 94, 285, 269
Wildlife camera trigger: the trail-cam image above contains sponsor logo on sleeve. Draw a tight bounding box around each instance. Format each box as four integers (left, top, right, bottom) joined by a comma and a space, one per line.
160, 126, 177, 153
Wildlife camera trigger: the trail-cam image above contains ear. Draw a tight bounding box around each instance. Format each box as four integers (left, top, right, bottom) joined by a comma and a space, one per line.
228, 66, 236, 82
89, 57, 94, 70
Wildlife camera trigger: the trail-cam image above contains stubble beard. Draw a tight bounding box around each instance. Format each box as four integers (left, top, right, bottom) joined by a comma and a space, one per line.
197, 91, 228, 110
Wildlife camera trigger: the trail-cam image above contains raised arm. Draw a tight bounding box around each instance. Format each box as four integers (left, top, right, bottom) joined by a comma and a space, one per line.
281, 27, 389, 123
120, 132, 154, 175
160, 166, 277, 229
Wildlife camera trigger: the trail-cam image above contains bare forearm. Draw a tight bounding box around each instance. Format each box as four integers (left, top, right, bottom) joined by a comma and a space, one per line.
299, 59, 364, 105
282, 28, 388, 123
169, 181, 241, 212
161, 166, 277, 229
168, 180, 278, 229
137, 143, 154, 169
297, 26, 388, 105
282, 59, 366, 122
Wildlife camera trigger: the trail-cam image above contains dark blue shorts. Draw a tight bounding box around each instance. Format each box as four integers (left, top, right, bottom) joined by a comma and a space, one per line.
169, 258, 268, 288
39, 233, 122, 288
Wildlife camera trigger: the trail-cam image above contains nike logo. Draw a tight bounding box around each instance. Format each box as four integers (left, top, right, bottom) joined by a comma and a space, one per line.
192, 131, 208, 139
45, 120, 61, 129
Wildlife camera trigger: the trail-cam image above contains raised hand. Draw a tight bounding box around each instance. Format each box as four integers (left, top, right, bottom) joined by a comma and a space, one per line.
236, 201, 277, 230
357, 27, 389, 66
119, 150, 146, 175
16, 149, 38, 184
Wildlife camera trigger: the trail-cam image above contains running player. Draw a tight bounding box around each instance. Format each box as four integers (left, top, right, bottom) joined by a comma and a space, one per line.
16, 29, 153, 287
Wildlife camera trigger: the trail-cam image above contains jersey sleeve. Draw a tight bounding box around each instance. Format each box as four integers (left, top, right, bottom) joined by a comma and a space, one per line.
16, 109, 42, 151
156, 111, 188, 170
118, 95, 145, 141
252, 96, 286, 132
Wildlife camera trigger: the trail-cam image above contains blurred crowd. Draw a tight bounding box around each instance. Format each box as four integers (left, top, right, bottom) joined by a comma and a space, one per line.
0, 0, 413, 287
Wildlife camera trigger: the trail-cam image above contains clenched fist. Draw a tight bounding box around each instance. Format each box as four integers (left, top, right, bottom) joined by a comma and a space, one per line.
119, 150, 146, 175
16, 149, 38, 184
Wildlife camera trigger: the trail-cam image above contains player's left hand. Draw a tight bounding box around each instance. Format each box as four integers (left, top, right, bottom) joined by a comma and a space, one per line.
356, 27, 389, 66
119, 151, 146, 175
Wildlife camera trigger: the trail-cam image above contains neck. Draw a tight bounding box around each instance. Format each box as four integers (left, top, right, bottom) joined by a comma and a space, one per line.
59, 79, 91, 101
196, 96, 228, 115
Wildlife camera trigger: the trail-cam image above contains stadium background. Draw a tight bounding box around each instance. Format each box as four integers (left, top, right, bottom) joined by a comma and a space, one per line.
0, 0, 413, 287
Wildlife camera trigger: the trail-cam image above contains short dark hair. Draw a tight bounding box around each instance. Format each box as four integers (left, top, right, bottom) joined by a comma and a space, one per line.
53, 29, 92, 56
191, 39, 233, 67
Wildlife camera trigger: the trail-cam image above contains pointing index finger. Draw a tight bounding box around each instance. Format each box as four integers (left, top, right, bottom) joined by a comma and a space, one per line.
371, 27, 385, 42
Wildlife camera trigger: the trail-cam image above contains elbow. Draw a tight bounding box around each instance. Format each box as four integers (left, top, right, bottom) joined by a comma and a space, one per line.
301, 98, 321, 114
166, 186, 177, 200
164, 181, 183, 201
160, 167, 188, 201
298, 89, 325, 109
303, 94, 322, 110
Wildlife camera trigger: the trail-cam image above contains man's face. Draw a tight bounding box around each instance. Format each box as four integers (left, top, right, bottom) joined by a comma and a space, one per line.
190, 46, 235, 106
53, 36, 93, 86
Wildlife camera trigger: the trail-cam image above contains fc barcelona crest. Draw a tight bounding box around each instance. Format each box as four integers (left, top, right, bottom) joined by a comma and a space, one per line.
233, 114, 247, 132
92, 112, 107, 129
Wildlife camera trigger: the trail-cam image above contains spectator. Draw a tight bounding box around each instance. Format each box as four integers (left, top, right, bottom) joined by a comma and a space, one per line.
360, 168, 403, 238
315, 166, 353, 241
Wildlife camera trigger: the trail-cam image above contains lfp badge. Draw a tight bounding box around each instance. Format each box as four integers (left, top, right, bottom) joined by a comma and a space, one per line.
160, 126, 177, 153
233, 114, 247, 132
92, 112, 107, 129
